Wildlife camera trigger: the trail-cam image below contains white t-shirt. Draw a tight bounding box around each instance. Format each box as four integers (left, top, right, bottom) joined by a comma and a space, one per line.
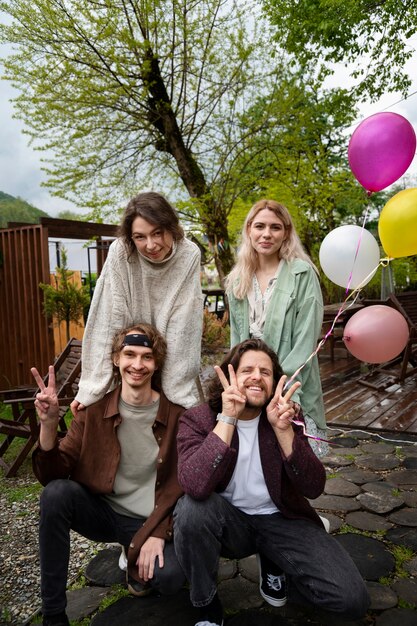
220, 415, 279, 515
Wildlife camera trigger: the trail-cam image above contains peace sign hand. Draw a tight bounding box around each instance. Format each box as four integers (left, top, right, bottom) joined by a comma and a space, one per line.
214, 364, 246, 419
266, 375, 301, 432
31, 365, 60, 425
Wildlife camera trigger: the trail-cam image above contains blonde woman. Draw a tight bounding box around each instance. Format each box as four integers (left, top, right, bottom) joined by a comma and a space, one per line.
226, 199, 327, 456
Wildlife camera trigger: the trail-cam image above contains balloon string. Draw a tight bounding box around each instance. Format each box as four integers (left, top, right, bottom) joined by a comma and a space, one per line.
292, 420, 343, 447
344, 201, 371, 295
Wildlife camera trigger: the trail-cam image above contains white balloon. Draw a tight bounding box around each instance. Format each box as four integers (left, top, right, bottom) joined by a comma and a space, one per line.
319, 225, 380, 289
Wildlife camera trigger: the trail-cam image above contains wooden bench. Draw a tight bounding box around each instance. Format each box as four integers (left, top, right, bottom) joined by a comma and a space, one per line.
0, 338, 82, 477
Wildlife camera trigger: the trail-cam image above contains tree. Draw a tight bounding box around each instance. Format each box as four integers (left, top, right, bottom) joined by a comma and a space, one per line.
40, 247, 89, 342
226, 72, 372, 258
262, 0, 417, 100
1, 0, 274, 281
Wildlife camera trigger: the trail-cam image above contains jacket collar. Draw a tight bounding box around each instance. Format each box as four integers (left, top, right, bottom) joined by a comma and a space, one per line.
102, 385, 170, 426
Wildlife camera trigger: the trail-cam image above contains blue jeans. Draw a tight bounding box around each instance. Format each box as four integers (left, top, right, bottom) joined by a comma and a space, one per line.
39, 479, 185, 615
174, 493, 370, 620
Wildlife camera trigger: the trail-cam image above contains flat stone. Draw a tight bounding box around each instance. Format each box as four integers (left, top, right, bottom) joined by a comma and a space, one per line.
355, 454, 401, 471
361, 441, 395, 454
324, 477, 361, 497
404, 555, 417, 575
219, 575, 263, 612
388, 508, 417, 527
321, 454, 354, 468
366, 581, 398, 610
309, 494, 360, 512
327, 436, 359, 448
385, 470, 417, 488
90, 589, 196, 626
361, 482, 399, 495
360, 443, 396, 455
226, 609, 293, 625
85, 548, 126, 586
218, 557, 237, 581
391, 579, 417, 607
356, 491, 404, 514
345, 511, 393, 531
335, 534, 395, 581
318, 512, 343, 532
339, 469, 382, 485
403, 457, 417, 469
403, 491, 417, 507
375, 607, 417, 626
67, 587, 112, 622
327, 446, 363, 456
385, 527, 417, 552
238, 555, 258, 583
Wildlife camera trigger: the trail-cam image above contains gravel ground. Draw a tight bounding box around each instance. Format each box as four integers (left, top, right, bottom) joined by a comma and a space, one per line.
0, 474, 99, 626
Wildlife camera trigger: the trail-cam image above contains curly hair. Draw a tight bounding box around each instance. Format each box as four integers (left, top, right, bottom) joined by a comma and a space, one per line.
111, 323, 167, 391
118, 192, 184, 259
225, 199, 317, 299
206, 338, 283, 414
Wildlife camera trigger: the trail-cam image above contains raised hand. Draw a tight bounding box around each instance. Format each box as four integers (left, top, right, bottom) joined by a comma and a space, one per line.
31, 365, 60, 425
266, 375, 301, 432
214, 364, 246, 419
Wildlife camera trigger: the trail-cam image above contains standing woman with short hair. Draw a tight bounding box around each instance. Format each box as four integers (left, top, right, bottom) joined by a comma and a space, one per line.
71, 191, 203, 413
225, 199, 327, 456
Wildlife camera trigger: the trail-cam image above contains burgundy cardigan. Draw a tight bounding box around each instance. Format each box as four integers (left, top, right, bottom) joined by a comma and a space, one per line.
177, 403, 326, 527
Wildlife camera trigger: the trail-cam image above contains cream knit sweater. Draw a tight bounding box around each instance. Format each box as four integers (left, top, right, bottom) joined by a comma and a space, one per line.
76, 237, 203, 409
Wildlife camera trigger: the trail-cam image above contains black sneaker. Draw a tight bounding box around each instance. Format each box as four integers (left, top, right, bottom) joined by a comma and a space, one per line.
42, 612, 69, 626
195, 592, 224, 626
257, 553, 287, 607
126, 572, 153, 597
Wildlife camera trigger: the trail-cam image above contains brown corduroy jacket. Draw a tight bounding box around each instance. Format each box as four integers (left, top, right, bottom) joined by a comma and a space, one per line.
32, 386, 184, 581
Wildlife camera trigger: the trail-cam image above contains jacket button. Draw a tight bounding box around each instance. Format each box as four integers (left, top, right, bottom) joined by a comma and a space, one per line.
157, 458, 163, 463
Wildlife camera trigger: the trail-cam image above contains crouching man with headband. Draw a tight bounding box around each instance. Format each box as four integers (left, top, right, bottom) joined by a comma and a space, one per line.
31, 323, 186, 626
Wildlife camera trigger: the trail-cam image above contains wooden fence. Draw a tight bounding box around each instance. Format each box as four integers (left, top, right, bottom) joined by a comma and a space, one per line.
0, 218, 117, 389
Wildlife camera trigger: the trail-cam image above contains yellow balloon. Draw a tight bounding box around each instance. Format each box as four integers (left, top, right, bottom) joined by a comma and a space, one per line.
379, 188, 417, 258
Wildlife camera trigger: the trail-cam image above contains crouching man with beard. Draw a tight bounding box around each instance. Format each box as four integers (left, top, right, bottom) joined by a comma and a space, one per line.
174, 338, 369, 626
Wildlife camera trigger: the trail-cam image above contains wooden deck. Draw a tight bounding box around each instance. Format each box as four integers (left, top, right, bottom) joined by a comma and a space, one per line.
319, 342, 417, 434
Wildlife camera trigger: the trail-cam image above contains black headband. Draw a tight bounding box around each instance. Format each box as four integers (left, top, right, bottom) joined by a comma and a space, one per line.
122, 333, 153, 348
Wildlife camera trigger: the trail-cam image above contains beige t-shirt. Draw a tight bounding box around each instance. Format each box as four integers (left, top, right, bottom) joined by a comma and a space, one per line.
103, 397, 160, 518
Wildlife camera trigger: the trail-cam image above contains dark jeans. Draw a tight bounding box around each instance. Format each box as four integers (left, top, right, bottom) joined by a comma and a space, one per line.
174, 493, 370, 620
39, 479, 185, 616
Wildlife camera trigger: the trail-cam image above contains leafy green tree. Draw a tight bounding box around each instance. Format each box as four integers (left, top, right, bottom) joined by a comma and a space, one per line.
263, 0, 417, 100
1, 0, 275, 280
40, 247, 89, 342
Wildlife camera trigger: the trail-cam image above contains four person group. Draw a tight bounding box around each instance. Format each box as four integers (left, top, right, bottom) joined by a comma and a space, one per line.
32, 192, 369, 626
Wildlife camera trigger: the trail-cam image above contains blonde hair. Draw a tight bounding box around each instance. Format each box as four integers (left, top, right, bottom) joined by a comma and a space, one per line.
225, 199, 316, 300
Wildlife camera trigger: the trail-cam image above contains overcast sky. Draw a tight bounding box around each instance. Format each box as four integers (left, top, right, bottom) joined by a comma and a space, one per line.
1, 30, 417, 219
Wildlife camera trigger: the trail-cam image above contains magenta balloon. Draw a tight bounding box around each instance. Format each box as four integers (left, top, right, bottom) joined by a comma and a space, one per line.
343, 305, 409, 364
348, 113, 416, 192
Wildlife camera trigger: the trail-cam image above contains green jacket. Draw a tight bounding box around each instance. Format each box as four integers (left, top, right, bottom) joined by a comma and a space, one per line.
228, 258, 326, 429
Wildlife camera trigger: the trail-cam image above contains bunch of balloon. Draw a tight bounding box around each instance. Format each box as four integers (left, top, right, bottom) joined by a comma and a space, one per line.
320, 112, 416, 364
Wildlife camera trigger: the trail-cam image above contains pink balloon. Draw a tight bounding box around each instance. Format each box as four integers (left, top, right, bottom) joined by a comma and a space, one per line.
348, 113, 416, 192
343, 305, 409, 364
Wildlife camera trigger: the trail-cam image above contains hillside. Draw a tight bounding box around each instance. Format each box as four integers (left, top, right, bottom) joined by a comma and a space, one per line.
0, 191, 49, 227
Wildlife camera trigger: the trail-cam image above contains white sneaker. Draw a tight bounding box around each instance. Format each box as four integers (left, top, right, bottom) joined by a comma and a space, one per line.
118, 545, 128, 571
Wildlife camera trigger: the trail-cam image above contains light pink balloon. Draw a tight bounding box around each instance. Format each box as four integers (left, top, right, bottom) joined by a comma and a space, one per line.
348, 112, 416, 192
343, 305, 409, 364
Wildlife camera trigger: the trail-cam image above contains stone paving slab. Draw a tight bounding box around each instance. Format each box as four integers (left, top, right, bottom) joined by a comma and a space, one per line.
66, 587, 112, 622
355, 455, 401, 472
374, 607, 417, 625
388, 507, 417, 526
324, 477, 362, 497
390, 579, 417, 607
356, 490, 404, 514
366, 582, 397, 610
344, 511, 393, 532
335, 534, 395, 581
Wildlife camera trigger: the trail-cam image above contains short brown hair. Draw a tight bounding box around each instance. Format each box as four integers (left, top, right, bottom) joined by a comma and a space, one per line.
207, 339, 283, 413
119, 192, 184, 259
111, 323, 167, 391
